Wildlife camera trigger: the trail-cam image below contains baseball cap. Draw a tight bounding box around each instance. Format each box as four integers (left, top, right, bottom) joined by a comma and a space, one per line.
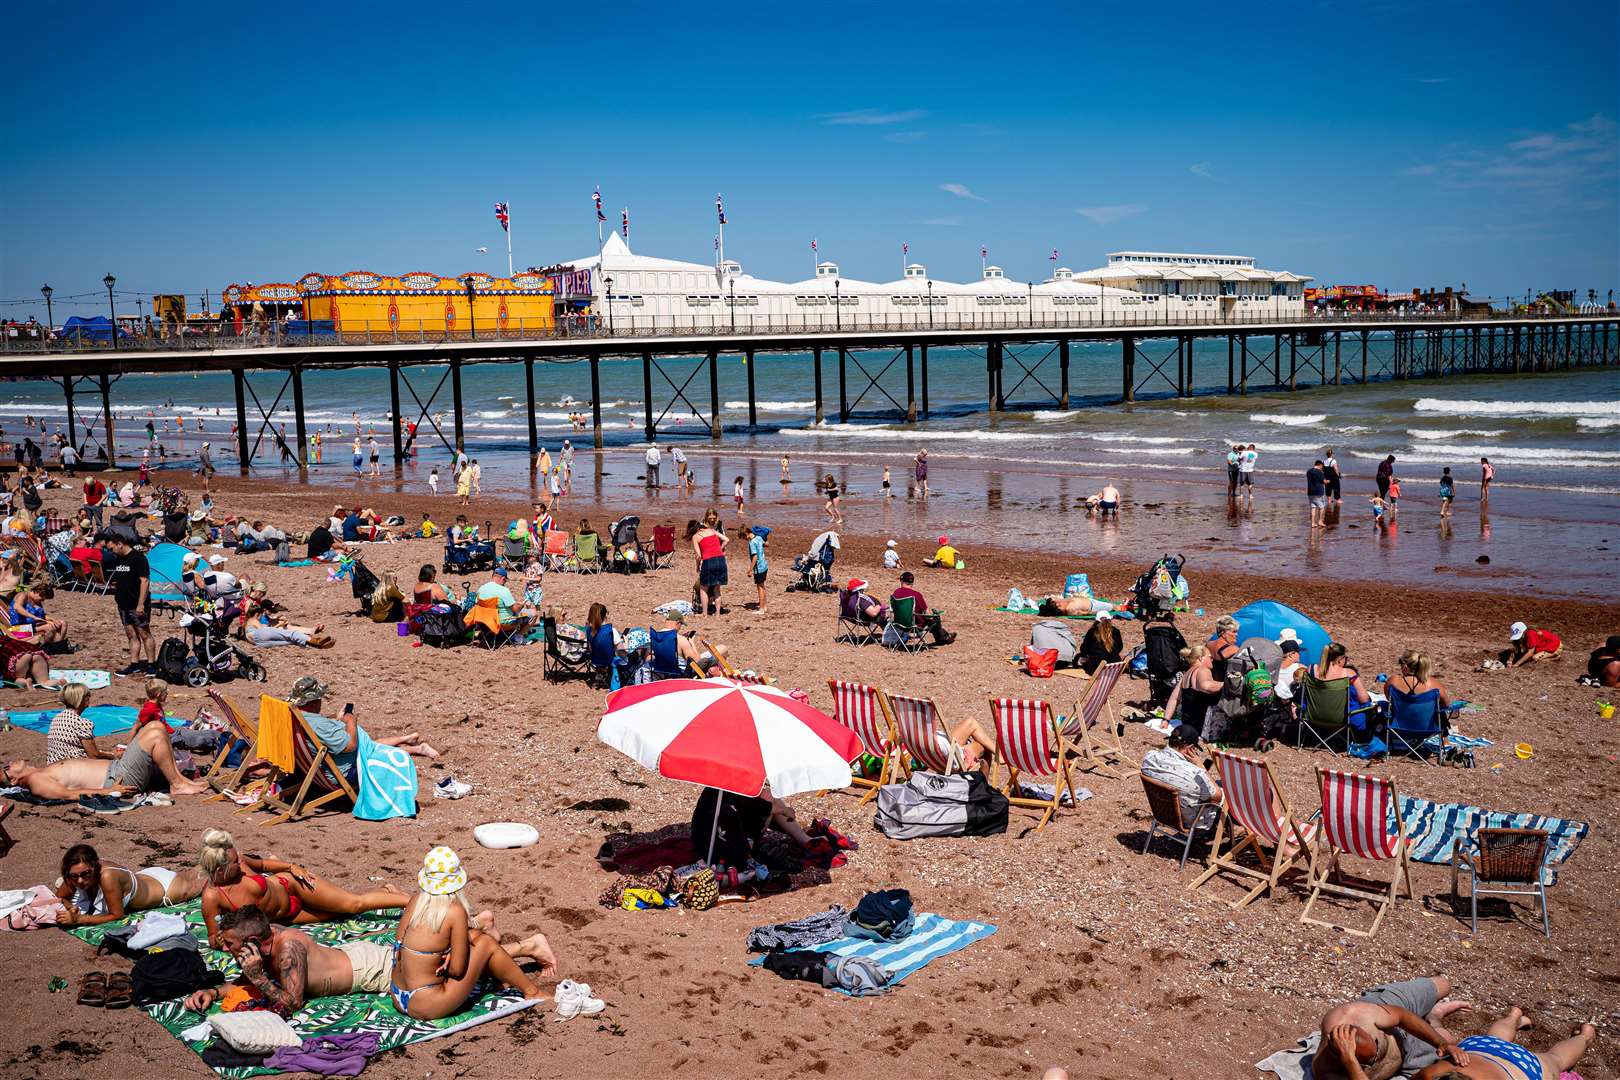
899, 571, 915, 583
885, 539, 897, 548
1509, 621, 1527, 641
1168, 724, 1201, 748
1095, 609, 1114, 621
847, 578, 868, 592
492, 566, 508, 578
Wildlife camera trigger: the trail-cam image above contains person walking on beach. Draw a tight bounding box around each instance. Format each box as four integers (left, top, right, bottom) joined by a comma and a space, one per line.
1226, 444, 1242, 497
561, 440, 574, 488
914, 449, 929, 497
1307, 459, 1328, 529
536, 446, 552, 478
429, 466, 440, 497
692, 509, 728, 615
780, 455, 791, 485
1479, 456, 1493, 499
352, 438, 363, 477
1438, 467, 1455, 517
1376, 454, 1396, 500
733, 476, 746, 519
748, 526, 769, 614
671, 446, 688, 491
1323, 447, 1342, 502
822, 474, 843, 525
1239, 443, 1258, 503
547, 466, 561, 505
881, 466, 893, 498
645, 444, 661, 488
368, 436, 380, 476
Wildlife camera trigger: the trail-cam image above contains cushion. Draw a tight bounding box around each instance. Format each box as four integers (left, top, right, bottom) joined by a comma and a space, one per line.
209, 1010, 303, 1054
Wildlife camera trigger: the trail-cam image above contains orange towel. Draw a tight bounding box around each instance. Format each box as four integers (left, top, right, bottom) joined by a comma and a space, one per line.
255, 696, 297, 773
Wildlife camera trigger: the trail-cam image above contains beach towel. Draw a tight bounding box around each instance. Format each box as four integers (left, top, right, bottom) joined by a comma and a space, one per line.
1, 884, 64, 930
1395, 796, 1589, 885
353, 728, 418, 821
49, 668, 111, 689
1256, 1033, 1319, 1079
747, 912, 996, 995
255, 696, 297, 773
4, 703, 171, 738
67, 900, 539, 1079
274, 559, 315, 568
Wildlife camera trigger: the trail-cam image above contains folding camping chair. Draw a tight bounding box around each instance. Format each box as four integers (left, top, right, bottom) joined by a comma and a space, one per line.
990, 697, 1078, 832
826, 679, 900, 804
887, 693, 959, 776
574, 531, 605, 574
884, 596, 929, 654
1060, 661, 1133, 778
1297, 673, 1377, 754
1385, 686, 1456, 765
1300, 767, 1413, 937
74, 557, 111, 597
541, 615, 593, 681
1451, 826, 1554, 938
465, 596, 525, 650
835, 589, 883, 647
199, 689, 262, 798
255, 704, 361, 826
542, 529, 573, 572
1188, 750, 1319, 908
1141, 775, 1219, 870
650, 525, 676, 570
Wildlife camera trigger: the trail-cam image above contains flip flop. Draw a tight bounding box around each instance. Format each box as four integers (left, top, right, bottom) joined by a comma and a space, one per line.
104, 972, 133, 1009
77, 972, 107, 1007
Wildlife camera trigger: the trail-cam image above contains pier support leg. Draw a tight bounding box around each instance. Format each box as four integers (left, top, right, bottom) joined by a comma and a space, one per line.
921, 344, 930, 415
1334, 331, 1342, 385
450, 357, 464, 450
1122, 335, 1136, 403
62, 378, 77, 455
642, 351, 655, 443
291, 365, 307, 474
1513, 326, 1522, 373
525, 357, 539, 463
590, 352, 604, 450
1361, 329, 1369, 382
708, 348, 721, 440
1287, 334, 1296, 389
1226, 335, 1234, 393
1059, 339, 1070, 408
839, 346, 849, 423
745, 348, 757, 430
388, 361, 403, 464
813, 347, 823, 425
233, 369, 249, 473
905, 344, 916, 423
99, 374, 117, 469
1239, 335, 1248, 395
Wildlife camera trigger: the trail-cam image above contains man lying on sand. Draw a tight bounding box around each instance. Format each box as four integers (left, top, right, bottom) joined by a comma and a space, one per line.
3, 717, 208, 798
183, 904, 556, 1015
1314, 974, 1471, 1079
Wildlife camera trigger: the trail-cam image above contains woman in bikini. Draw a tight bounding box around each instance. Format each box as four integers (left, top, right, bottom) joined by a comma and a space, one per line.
1413, 1008, 1594, 1080
54, 843, 207, 927
198, 828, 409, 948
390, 847, 552, 1020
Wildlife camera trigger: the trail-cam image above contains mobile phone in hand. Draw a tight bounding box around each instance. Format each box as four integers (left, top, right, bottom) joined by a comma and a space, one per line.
343, 703, 354, 715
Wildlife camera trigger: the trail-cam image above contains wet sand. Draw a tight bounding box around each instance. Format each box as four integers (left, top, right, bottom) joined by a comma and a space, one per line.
3, 469, 1618, 1079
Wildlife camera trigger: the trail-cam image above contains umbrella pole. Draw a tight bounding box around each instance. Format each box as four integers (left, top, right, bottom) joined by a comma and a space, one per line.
705, 795, 723, 866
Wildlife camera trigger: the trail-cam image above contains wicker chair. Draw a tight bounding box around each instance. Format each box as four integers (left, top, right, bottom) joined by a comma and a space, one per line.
1451, 827, 1553, 938
1140, 775, 1217, 869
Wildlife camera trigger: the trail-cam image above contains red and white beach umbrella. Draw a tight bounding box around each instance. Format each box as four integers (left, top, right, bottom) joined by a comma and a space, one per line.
597, 678, 862, 799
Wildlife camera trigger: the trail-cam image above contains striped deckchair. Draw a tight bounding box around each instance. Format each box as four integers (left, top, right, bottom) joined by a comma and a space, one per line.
1060, 661, 1133, 778
1188, 750, 1318, 908
990, 697, 1075, 832
1300, 767, 1413, 937
200, 690, 261, 798
888, 693, 957, 776
826, 679, 899, 804
253, 705, 361, 827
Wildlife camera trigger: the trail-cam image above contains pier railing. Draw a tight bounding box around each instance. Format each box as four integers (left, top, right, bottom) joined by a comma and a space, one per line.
5, 306, 1614, 355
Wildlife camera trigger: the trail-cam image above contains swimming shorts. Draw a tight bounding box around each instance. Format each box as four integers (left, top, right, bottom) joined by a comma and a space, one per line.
340, 939, 396, 994
106, 738, 156, 792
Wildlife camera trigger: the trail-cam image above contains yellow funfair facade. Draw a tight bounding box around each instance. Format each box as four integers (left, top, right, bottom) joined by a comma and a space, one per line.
221, 269, 557, 337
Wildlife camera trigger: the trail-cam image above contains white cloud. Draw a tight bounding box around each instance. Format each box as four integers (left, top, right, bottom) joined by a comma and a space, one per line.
1403, 114, 1618, 190
1190, 162, 1213, 179
815, 108, 926, 126
1076, 203, 1147, 225
939, 183, 985, 201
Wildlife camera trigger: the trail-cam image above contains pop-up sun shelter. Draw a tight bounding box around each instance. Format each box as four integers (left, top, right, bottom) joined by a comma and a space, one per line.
1231, 599, 1330, 666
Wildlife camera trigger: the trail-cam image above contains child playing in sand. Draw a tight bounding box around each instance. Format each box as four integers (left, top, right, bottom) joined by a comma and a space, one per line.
429, 466, 440, 496
420, 515, 437, 539
884, 539, 901, 569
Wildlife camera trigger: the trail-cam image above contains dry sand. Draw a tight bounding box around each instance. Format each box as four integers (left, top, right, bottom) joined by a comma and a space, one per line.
3, 469, 1617, 1079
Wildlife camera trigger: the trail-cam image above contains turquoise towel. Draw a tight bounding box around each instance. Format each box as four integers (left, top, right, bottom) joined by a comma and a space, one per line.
6, 704, 168, 737
353, 728, 418, 820
748, 912, 996, 994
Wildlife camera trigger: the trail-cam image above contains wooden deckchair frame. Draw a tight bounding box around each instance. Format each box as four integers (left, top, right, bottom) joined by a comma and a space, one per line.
1061, 661, 1134, 778
200, 690, 262, 798
1188, 750, 1318, 909
823, 679, 900, 805
990, 697, 1078, 832
253, 703, 361, 827
1299, 766, 1413, 937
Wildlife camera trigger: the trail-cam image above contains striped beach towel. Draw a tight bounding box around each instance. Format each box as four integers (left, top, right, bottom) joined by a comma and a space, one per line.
749, 912, 996, 994
1395, 796, 1589, 885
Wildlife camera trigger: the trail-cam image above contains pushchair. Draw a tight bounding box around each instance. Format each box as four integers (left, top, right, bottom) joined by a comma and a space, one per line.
175, 607, 266, 687
1139, 617, 1188, 708
609, 515, 645, 573
1128, 553, 1188, 619
443, 534, 495, 575
787, 530, 840, 593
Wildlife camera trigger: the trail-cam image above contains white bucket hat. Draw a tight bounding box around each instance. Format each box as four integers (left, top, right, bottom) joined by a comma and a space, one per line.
418, 846, 467, 895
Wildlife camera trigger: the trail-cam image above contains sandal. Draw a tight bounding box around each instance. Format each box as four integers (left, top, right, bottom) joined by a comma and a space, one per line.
77, 971, 108, 1008
104, 972, 134, 1009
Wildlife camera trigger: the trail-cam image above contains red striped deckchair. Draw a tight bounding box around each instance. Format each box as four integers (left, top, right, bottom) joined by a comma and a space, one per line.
1300, 767, 1413, 937
826, 679, 898, 804
1061, 660, 1133, 777
990, 697, 1075, 832
1189, 750, 1318, 908
888, 693, 956, 776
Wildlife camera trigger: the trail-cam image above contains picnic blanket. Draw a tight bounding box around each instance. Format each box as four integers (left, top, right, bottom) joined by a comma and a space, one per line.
748, 912, 996, 995
274, 559, 315, 568
1395, 796, 1589, 885
5, 703, 177, 738
68, 900, 540, 1078
995, 605, 1096, 620
49, 668, 111, 689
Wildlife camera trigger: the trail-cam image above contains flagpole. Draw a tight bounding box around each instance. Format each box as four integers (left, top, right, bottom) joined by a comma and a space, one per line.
506, 200, 514, 277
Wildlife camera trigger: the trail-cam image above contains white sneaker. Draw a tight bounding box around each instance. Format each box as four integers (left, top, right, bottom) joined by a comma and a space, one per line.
434, 776, 472, 800
553, 979, 606, 1021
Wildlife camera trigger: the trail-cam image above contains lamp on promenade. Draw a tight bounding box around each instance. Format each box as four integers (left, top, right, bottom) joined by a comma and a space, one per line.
40, 284, 53, 342
927, 279, 934, 328
729, 278, 736, 333
463, 275, 477, 341
1027, 281, 1032, 327
103, 274, 118, 350
604, 276, 615, 335
835, 278, 841, 331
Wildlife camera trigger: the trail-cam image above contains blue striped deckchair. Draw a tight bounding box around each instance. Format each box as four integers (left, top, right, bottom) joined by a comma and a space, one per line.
1394, 796, 1588, 885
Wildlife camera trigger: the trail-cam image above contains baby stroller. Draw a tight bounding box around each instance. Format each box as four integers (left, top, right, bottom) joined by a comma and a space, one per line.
1139, 617, 1188, 708
175, 607, 266, 687
609, 515, 645, 573
1128, 553, 1188, 619
443, 533, 495, 575
787, 529, 840, 593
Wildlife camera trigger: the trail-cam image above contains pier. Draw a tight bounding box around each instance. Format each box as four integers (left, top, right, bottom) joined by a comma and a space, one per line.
8, 313, 1615, 473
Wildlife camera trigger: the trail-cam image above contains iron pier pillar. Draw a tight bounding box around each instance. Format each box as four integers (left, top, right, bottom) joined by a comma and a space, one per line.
590, 353, 604, 449
745, 348, 757, 430
920, 344, 930, 414
388, 362, 403, 464
232, 369, 249, 472
905, 344, 916, 423
450, 357, 464, 449
642, 351, 655, 443
813, 347, 823, 425
1122, 335, 1136, 403
99, 373, 117, 468
1059, 339, 1070, 409
291, 365, 307, 473
525, 357, 539, 462
708, 348, 721, 439
839, 346, 849, 423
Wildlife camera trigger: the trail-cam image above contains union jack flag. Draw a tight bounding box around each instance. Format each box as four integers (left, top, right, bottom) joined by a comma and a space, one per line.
810, 238, 817, 253
594, 187, 605, 223
716, 194, 726, 225
621, 208, 629, 239
494, 202, 509, 232
1051, 248, 1059, 261
902, 242, 909, 256
980, 246, 988, 259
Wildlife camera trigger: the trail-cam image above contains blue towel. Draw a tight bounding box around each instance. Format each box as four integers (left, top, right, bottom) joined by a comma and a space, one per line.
352, 728, 418, 820
6, 704, 169, 737
1394, 796, 1589, 885
749, 912, 996, 994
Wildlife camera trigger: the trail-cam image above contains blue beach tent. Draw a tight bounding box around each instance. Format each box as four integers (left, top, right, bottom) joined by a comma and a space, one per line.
1231, 599, 1330, 666
146, 542, 191, 601
58, 316, 125, 341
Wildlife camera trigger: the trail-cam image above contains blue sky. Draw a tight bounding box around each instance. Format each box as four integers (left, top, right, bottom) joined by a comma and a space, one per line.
3, 1, 1616, 317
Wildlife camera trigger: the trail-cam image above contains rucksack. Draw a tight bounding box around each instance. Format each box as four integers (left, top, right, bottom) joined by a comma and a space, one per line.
873, 771, 1008, 840
350, 560, 379, 604
155, 637, 191, 684
417, 607, 466, 647
1148, 565, 1176, 600
1243, 666, 1276, 707
1030, 620, 1077, 664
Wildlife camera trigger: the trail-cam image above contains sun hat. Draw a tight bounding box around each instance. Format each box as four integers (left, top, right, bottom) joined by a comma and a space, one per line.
1509, 621, 1527, 641
848, 578, 868, 592
1276, 628, 1302, 645
885, 539, 897, 548
937, 535, 949, 545
1095, 609, 1114, 621
418, 847, 467, 895
190, 509, 208, 522
288, 675, 330, 706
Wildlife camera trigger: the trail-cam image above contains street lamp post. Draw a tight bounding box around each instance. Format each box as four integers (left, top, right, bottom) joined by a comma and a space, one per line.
835, 278, 842, 331
103, 274, 118, 350
463, 276, 477, 341
729, 279, 736, 333
604, 276, 614, 335
927, 280, 934, 328
1027, 282, 1033, 327
40, 284, 54, 346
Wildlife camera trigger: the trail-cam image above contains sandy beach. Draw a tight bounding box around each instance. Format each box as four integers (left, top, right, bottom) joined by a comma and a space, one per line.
3, 464, 1617, 1080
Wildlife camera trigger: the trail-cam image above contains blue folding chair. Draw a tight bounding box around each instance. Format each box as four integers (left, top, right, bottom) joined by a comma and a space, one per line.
1386, 687, 1463, 766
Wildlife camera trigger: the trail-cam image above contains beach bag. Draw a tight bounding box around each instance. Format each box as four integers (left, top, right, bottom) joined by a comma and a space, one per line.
680, 868, 718, 910
417, 607, 465, 647
155, 637, 191, 684
1149, 566, 1176, 601
1023, 647, 1058, 678
1031, 620, 1077, 664
873, 771, 1008, 840
1005, 588, 1027, 611
1063, 573, 1091, 598
1243, 666, 1275, 708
